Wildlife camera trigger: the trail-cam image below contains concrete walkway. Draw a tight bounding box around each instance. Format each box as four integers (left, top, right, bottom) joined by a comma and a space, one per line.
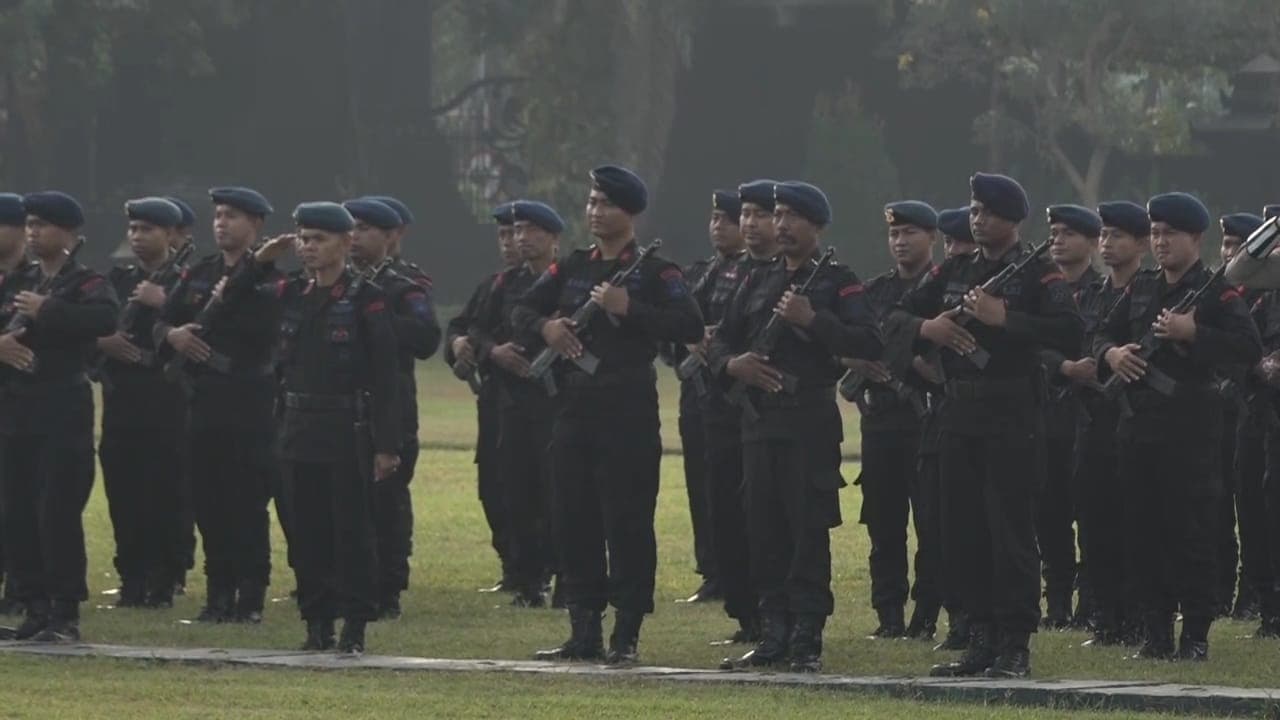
2, 641, 1278, 716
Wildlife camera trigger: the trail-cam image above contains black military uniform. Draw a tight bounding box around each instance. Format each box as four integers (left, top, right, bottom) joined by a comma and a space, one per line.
154, 187, 281, 623
0, 191, 119, 642
1230, 285, 1271, 623
711, 181, 883, 673
1257, 289, 1280, 637
97, 201, 192, 609
890, 173, 1083, 678
0, 195, 29, 617
1094, 194, 1262, 661
518, 169, 703, 664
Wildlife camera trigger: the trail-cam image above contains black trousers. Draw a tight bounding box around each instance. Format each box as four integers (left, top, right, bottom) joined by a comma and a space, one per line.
1236, 431, 1271, 601
858, 431, 921, 613
1119, 438, 1218, 622
1215, 425, 1240, 609
0, 434, 96, 605
373, 439, 419, 599
99, 425, 185, 589
704, 416, 754, 621
175, 431, 196, 581
498, 407, 553, 592
188, 428, 273, 592
475, 386, 509, 575
1259, 431, 1280, 602
938, 430, 1041, 634
744, 434, 842, 618
551, 411, 661, 614
283, 455, 378, 622
1037, 434, 1078, 605
1075, 439, 1127, 620
915, 451, 955, 615
679, 407, 716, 582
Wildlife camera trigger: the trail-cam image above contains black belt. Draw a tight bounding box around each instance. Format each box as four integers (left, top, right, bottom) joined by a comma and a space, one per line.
6, 373, 89, 397
283, 392, 356, 411
755, 385, 835, 410
562, 364, 656, 390
197, 359, 274, 379
944, 378, 1033, 401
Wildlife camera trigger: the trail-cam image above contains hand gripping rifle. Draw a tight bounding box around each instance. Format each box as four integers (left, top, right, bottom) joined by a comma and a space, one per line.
163, 247, 260, 389
94, 242, 196, 390
724, 247, 835, 422
527, 239, 662, 395
672, 258, 723, 398
838, 367, 927, 418
949, 240, 1052, 368
7, 237, 86, 373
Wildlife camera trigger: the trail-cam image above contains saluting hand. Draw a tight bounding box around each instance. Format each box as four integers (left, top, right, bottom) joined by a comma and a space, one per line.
0, 329, 34, 372
920, 308, 976, 355
541, 317, 583, 360
1152, 308, 1197, 343
253, 233, 297, 264
728, 352, 784, 393
775, 291, 816, 328
1104, 343, 1147, 383
591, 282, 629, 316
963, 287, 1006, 327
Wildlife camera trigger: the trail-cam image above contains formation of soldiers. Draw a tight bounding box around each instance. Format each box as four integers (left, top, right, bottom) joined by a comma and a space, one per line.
0, 164, 1278, 678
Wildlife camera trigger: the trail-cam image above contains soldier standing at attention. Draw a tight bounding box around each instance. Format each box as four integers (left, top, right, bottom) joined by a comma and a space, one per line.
1096, 192, 1261, 661
0, 193, 31, 618
890, 173, 1083, 678
520, 165, 703, 665
713, 181, 883, 673
253, 203, 401, 655
0, 191, 118, 642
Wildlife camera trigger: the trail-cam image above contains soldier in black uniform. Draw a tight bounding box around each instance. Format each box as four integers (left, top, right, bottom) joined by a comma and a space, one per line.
446, 202, 521, 593
163, 196, 197, 595
95, 198, 191, 609
155, 186, 281, 624
712, 181, 883, 673
1036, 204, 1103, 630
1074, 201, 1149, 646
0, 191, 118, 642
0, 193, 31, 618
470, 200, 564, 608
521, 165, 703, 665
923, 206, 977, 652
1096, 192, 1262, 661
345, 198, 441, 619
843, 201, 937, 641
253, 202, 401, 655
890, 173, 1083, 678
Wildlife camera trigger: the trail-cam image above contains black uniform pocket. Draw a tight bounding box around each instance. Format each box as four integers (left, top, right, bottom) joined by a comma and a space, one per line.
807, 443, 846, 530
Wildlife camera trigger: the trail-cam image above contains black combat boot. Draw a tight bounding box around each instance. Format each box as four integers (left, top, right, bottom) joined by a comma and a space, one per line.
1254, 590, 1280, 639
533, 606, 605, 661
1083, 606, 1120, 647
0, 592, 22, 616
868, 605, 906, 639
194, 581, 235, 623
301, 618, 336, 651
721, 612, 789, 670
930, 622, 997, 677
114, 578, 147, 609
683, 577, 721, 604
0, 598, 49, 640
1134, 613, 1176, 660
1041, 592, 1071, 630
605, 610, 643, 665
984, 630, 1032, 678
234, 582, 266, 624
33, 600, 80, 643
1231, 581, 1260, 622
788, 614, 826, 673
716, 614, 760, 645
1175, 617, 1210, 662
511, 586, 546, 609
933, 609, 969, 652
336, 619, 367, 656
145, 576, 175, 609
906, 602, 940, 641
379, 594, 403, 620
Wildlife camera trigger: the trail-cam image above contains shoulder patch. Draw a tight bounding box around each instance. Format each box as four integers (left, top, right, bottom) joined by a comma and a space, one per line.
79, 276, 105, 293
1040, 272, 1065, 285
1220, 287, 1241, 303
363, 299, 386, 315
660, 267, 683, 281
547, 262, 559, 277
839, 283, 865, 297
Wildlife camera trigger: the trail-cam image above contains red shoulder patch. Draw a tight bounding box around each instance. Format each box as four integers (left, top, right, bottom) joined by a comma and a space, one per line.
929, 266, 942, 278
79, 276, 105, 293
364, 300, 386, 315
839, 283, 865, 297
1220, 288, 1241, 303
493, 273, 505, 289
1040, 272, 1064, 285
547, 262, 559, 277
660, 267, 683, 281
275, 278, 287, 298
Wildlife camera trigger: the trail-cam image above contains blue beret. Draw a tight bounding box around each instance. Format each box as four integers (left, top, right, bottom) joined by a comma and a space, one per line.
125, 197, 183, 228
365, 195, 414, 225
970, 172, 1029, 222
165, 196, 196, 227
884, 200, 938, 230
774, 181, 832, 226
343, 198, 402, 230
937, 207, 973, 243
209, 186, 273, 217
590, 164, 648, 214
1221, 212, 1264, 240
511, 200, 565, 234
712, 190, 742, 223
0, 193, 24, 227
1097, 201, 1150, 238
293, 202, 355, 233
738, 179, 777, 211
23, 191, 84, 229
491, 202, 516, 226
1147, 192, 1210, 234
1047, 204, 1102, 238
1264, 205, 1280, 221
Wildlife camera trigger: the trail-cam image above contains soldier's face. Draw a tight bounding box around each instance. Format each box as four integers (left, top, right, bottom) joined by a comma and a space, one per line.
1100, 226, 1147, 268
1049, 223, 1096, 266
709, 210, 742, 253
969, 200, 1016, 247
212, 204, 260, 251
128, 220, 173, 263
297, 229, 351, 272
514, 221, 556, 263
0, 225, 25, 260
25, 216, 74, 260
1149, 221, 1198, 271
943, 235, 976, 259
740, 204, 776, 253
773, 204, 819, 259
887, 224, 933, 267
351, 222, 392, 265
496, 226, 520, 266
1221, 235, 1243, 263
585, 190, 631, 241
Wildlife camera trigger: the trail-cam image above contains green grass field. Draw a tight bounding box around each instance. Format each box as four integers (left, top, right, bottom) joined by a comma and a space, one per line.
3, 360, 1274, 718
